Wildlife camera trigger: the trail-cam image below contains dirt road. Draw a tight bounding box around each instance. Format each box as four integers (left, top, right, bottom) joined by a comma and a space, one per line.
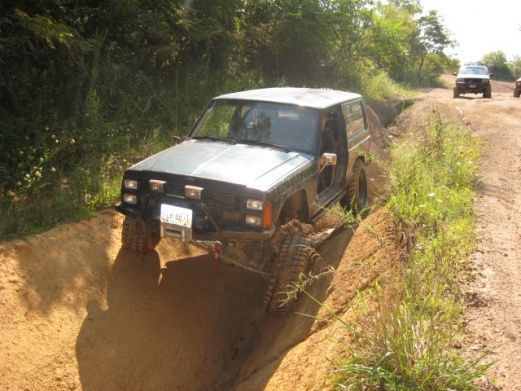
433, 76, 521, 389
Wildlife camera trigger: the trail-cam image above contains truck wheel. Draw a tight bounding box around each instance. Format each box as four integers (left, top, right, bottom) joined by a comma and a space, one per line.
515, 90, 520, 98
342, 160, 368, 213
483, 87, 492, 99
121, 216, 160, 254
264, 234, 311, 314
453, 88, 459, 98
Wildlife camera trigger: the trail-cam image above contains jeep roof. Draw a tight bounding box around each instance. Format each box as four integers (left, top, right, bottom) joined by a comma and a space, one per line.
215, 87, 361, 110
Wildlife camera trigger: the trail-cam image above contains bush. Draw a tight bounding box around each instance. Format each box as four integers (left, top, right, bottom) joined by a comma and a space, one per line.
361, 70, 411, 101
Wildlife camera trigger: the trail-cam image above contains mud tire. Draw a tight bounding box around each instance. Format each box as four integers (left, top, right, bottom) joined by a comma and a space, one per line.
453, 88, 459, 98
264, 235, 311, 314
483, 87, 492, 99
514, 90, 520, 98
341, 160, 368, 213
121, 216, 160, 254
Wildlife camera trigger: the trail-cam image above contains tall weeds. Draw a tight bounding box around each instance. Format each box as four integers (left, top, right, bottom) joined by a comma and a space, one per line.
335, 112, 488, 390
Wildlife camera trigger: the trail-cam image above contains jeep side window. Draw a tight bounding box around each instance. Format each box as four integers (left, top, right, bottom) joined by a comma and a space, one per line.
195, 102, 236, 138
193, 101, 318, 153
341, 101, 365, 135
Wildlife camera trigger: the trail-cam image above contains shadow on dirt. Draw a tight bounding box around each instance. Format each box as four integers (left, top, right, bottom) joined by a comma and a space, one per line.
232, 228, 354, 390
476, 181, 514, 205
76, 248, 264, 391
454, 95, 487, 100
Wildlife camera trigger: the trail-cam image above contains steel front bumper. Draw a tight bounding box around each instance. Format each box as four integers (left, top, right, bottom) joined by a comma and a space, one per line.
115, 202, 274, 242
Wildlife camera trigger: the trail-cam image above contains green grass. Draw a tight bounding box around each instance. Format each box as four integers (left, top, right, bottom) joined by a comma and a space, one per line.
0, 133, 170, 241
361, 71, 412, 101
334, 111, 489, 390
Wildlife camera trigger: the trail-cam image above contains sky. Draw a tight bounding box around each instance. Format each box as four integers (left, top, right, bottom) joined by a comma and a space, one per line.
420, 0, 521, 63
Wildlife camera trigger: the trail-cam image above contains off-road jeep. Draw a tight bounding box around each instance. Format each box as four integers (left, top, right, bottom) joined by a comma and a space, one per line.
453, 64, 493, 98
514, 78, 521, 98
116, 87, 371, 313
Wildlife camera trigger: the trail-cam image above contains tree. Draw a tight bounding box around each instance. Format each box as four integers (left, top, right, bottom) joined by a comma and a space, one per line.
481, 51, 514, 81
509, 56, 521, 78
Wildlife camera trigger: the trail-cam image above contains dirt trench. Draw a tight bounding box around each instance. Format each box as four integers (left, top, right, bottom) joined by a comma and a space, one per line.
0, 208, 402, 391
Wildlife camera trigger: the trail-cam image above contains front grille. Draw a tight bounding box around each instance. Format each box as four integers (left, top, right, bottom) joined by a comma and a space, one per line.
203, 191, 238, 208
464, 78, 482, 84
165, 183, 240, 210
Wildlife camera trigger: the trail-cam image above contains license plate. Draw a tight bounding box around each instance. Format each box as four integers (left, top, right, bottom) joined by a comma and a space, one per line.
160, 204, 192, 228
469, 84, 477, 88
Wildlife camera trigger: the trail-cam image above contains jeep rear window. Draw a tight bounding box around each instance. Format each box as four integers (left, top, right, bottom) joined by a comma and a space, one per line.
192, 100, 318, 153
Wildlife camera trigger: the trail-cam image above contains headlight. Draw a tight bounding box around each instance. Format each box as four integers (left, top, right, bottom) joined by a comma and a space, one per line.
246, 199, 264, 210
124, 179, 138, 190
123, 193, 138, 205
482, 79, 490, 84
245, 215, 262, 226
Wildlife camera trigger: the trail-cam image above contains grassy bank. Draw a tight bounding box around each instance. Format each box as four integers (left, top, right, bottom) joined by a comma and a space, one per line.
334, 112, 487, 389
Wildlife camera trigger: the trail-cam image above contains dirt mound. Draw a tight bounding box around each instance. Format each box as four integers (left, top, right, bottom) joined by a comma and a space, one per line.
365, 104, 394, 203
0, 208, 401, 391
0, 211, 265, 390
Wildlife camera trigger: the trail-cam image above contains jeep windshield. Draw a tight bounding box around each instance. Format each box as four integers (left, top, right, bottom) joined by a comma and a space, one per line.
191, 100, 319, 153
459, 66, 488, 75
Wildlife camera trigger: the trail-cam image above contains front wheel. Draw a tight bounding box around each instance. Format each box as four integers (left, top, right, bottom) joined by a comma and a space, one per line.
483, 87, 492, 99
264, 234, 311, 314
341, 160, 368, 213
121, 216, 160, 254
515, 90, 520, 98
453, 88, 460, 98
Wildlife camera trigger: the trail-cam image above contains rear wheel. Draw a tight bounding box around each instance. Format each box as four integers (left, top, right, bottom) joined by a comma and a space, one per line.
453, 88, 460, 98
122, 216, 160, 254
341, 160, 368, 213
264, 234, 311, 314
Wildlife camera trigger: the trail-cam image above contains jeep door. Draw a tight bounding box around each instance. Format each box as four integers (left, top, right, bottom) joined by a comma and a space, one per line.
341, 100, 370, 177
316, 105, 348, 202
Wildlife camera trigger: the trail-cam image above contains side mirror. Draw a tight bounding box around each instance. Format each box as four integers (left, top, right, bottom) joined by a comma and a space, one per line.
172, 135, 184, 145
489, 73, 494, 78
319, 153, 337, 171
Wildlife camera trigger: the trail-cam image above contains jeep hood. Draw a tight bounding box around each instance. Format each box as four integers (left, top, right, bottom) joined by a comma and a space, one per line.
129, 139, 313, 191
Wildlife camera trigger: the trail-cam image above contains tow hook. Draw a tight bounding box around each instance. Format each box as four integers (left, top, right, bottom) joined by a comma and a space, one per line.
210, 242, 222, 273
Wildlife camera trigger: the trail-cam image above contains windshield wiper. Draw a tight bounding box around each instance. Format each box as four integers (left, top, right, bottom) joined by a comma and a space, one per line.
234, 138, 291, 152
192, 136, 236, 144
